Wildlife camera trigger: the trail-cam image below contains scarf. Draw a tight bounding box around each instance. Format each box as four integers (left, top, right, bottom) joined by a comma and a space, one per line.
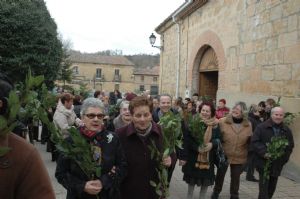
136, 123, 153, 142
196, 117, 218, 170
80, 126, 97, 138
79, 127, 102, 166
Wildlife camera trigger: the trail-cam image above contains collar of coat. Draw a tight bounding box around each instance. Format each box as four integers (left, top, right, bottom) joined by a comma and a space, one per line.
125, 121, 161, 137
264, 118, 287, 129
224, 114, 250, 127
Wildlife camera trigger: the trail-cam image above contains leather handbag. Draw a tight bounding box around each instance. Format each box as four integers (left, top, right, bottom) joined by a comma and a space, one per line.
213, 139, 228, 169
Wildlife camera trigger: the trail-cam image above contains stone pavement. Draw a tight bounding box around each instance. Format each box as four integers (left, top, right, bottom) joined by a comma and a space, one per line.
35, 142, 300, 199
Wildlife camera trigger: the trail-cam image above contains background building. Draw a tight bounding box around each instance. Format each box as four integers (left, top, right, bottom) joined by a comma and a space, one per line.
155, 0, 300, 180
133, 66, 159, 96
69, 51, 135, 93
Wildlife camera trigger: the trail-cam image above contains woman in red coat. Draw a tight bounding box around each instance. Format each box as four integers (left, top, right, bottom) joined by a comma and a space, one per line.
215, 99, 230, 119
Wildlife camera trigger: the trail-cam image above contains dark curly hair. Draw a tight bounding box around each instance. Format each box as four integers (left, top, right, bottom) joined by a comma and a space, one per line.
198, 101, 216, 118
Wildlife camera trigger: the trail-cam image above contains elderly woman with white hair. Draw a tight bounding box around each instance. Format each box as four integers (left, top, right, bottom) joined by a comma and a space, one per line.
55, 98, 127, 199
211, 101, 252, 199
113, 100, 132, 130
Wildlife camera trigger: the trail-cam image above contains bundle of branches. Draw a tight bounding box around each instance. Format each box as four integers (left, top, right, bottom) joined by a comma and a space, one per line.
0, 90, 20, 156
263, 136, 289, 183
108, 101, 122, 117
52, 126, 101, 180
149, 112, 182, 198
187, 113, 207, 148
0, 71, 102, 198
0, 70, 45, 156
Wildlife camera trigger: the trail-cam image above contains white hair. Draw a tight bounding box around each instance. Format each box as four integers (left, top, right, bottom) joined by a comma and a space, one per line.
271, 106, 285, 115
120, 100, 130, 109
80, 98, 104, 117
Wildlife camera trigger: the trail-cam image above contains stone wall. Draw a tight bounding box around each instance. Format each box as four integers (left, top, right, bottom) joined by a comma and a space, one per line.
71, 62, 135, 93
134, 74, 159, 93
160, 0, 300, 98
159, 0, 300, 178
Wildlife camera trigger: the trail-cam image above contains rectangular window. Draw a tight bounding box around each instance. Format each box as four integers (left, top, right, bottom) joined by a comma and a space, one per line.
96, 68, 102, 78
150, 85, 158, 95
115, 69, 120, 75
153, 77, 157, 82
72, 66, 79, 75
141, 75, 144, 81
140, 85, 145, 92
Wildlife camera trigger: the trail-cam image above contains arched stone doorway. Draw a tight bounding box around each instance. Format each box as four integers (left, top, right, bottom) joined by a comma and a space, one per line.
198, 46, 219, 100
189, 31, 225, 100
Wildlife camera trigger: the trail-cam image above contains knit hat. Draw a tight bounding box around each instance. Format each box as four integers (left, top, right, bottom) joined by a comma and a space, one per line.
125, 92, 137, 101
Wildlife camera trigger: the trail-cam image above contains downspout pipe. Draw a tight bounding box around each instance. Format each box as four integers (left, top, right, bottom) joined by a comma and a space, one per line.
172, 0, 192, 98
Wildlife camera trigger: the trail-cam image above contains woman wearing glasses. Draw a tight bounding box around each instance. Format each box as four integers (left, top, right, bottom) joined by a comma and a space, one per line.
55, 98, 127, 199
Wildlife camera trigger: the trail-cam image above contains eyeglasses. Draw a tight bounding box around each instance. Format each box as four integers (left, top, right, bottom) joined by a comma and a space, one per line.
84, 113, 105, 119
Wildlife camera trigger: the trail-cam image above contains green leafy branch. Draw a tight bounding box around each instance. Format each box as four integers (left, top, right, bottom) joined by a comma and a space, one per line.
263, 136, 289, 183
55, 127, 101, 179
108, 100, 122, 117
275, 96, 300, 126
187, 113, 207, 148
0, 70, 43, 156
0, 71, 101, 199
149, 112, 182, 198
149, 140, 169, 198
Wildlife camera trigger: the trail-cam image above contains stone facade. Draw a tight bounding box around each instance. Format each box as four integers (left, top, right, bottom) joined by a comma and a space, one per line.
71, 62, 135, 93
65, 52, 136, 93
156, 0, 300, 175
133, 66, 159, 95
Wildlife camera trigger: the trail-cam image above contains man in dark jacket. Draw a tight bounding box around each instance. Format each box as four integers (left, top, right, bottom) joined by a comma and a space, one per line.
152, 94, 181, 183
252, 107, 294, 199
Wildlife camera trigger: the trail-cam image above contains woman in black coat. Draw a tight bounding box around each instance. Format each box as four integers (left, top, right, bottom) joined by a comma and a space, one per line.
55, 98, 127, 199
245, 104, 262, 181
182, 102, 221, 199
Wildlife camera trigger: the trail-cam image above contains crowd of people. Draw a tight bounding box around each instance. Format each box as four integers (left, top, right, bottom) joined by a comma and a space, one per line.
0, 72, 295, 199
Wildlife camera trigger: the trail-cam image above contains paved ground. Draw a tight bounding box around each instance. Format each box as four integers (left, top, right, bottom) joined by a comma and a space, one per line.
36, 142, 300, 199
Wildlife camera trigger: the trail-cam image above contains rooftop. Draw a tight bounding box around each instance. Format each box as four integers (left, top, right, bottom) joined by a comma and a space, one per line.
133, 66, 159, 76
69, 50, 135, 66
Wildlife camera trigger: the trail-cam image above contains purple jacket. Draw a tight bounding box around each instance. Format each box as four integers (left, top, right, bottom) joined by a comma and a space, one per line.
116, 122, 163, 199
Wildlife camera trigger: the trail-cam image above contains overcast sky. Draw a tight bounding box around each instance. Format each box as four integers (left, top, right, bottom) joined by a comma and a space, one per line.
44, 0, 184, 55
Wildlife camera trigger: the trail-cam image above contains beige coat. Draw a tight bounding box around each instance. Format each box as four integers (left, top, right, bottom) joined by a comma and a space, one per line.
219, 115, 252, 164
53, 101, 81, 138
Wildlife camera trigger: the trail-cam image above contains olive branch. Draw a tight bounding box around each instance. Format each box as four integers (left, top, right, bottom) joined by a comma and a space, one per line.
149, 112, 182, 198
263, 136, 289, 183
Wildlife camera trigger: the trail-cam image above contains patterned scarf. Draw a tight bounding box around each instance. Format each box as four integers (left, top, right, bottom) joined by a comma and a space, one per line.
196, 117, 218, 169
79, 127, 102, 166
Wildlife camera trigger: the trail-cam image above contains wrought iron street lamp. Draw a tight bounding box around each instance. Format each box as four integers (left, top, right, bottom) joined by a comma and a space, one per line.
149, 33, 163, 50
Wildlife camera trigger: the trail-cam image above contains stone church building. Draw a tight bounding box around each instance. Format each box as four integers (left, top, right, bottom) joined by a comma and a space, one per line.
155, 0, 300, 179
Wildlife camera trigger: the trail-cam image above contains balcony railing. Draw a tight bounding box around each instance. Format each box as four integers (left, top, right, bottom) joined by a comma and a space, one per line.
95, 74, 105, 82
113, 74, 121, 82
